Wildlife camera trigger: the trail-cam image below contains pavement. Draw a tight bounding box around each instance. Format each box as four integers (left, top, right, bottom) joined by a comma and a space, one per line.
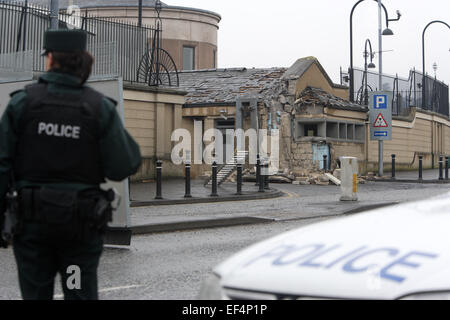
125, 169, 450, 236
129, 178, 283, 206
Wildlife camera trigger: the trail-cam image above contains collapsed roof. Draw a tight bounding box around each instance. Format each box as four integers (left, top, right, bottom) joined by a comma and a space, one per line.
177, 68, 287, 105
295, 86, 367, 112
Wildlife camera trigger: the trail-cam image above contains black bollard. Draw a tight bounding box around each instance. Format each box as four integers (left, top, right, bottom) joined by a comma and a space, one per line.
264, 161, 270, 190
128, 178, 132, 201
155, 160, 163, 199
439, 156, 444, 180
418, 155, 423, 181
255, 154, 261, 186
184, 162, 192, 198
258, 160, 265, 193
446, 156, 449, 180
323, 155, 328, 173
210, 161, 218, 197
236, 163, 243, 195
391, 154, 396, 180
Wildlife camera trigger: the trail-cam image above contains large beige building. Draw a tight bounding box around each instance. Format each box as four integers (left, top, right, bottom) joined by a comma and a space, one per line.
121, 57, 450, 180
29, 0, 221, 71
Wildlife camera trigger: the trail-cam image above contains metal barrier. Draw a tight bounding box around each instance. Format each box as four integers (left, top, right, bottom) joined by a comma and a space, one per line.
446, 156, 449, 180
0, 1, 179, 86
255, 154, 261, 186
418, 155, 423, 181
391, 154, 396, 180
323, 155, 328, 173
184, 163, 192, 198
0, 50, 33, 81
236, 163, 243, 195
343, 67, 449, 118
210, 161, 218, 197
155, 160, 163, 200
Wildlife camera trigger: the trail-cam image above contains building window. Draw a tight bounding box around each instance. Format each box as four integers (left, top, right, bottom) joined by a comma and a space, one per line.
325, 121, 365, 142
182, 46, 195, 70
297, 120, 365, 142
213, 50, 216, 69
304, 124, 318, 137
297, 121, 325, 139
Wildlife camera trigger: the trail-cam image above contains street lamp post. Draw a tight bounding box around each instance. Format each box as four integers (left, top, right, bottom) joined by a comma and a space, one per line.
349, 0, 401, 102
50, 0, 59, 29
363, 39, 376, 105
138, 0, 143, 27
349, 0, 400, 176
376, 1, 401, 177
421, 20, 449, 170
377, 0, 384, 176
421, 20, 450, 110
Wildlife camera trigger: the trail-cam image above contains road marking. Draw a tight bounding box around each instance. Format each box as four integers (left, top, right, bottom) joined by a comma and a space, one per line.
53, 284, 145, 299
277, 188, 300, 199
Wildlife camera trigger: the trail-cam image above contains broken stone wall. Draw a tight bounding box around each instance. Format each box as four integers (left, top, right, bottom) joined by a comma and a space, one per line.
329, 141, 366, 173
288, 141, 315, 174
255, 77, 298, 174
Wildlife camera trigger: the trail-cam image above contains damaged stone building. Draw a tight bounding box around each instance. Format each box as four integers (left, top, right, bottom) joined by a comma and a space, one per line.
122, 56, 449, 181
173, 55, 450, 180
286, 86, 367, 176
175, 56, 367, 178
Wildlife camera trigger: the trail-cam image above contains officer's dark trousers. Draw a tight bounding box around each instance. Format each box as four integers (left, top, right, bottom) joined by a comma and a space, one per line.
13, 221, 103, 300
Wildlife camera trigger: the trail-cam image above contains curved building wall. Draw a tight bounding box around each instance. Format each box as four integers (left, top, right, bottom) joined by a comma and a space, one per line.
25, 0, 220, 71
74, 4, 220, 71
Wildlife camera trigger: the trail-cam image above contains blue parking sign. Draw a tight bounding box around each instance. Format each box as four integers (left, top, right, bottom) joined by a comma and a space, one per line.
374, 95, 387, 109
369, 91, 392, 141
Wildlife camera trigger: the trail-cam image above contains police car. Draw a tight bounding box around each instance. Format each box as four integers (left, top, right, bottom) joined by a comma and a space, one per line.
199, 191, 450, 300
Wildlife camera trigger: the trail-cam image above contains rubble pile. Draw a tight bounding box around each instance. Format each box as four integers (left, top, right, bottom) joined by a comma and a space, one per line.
294, 86, 366, 111
240, 168, 367, 186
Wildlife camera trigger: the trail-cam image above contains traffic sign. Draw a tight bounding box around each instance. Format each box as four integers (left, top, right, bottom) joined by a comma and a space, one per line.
373, 113, 388, 127
369, 92, 392, 141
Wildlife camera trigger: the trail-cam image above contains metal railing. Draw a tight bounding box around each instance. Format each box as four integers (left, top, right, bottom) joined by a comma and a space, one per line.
418, 70, 449, 117
0, 1, 179, 86
0, 50, 33, 81
342, 67, 449, 117
0, 1, 50, 71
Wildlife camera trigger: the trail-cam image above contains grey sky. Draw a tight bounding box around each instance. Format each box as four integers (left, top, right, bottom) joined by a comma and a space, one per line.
166, 0, 450, 86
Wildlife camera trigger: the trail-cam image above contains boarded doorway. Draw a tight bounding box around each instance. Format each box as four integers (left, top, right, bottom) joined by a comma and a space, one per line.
215, 118, 235, 164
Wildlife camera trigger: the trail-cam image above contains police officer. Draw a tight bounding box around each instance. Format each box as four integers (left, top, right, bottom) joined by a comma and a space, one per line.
0, 29, 142, 300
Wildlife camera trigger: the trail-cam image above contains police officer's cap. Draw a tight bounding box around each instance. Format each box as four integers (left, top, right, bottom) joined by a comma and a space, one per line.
42, 29, 87, 55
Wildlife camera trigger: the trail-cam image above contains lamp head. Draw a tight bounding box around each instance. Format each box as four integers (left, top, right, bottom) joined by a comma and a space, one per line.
382, 28, 394, 36
368, 62, 376, 69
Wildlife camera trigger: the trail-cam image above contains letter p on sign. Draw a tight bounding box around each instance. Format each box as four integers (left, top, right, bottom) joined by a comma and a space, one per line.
374, 95, 387, 109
